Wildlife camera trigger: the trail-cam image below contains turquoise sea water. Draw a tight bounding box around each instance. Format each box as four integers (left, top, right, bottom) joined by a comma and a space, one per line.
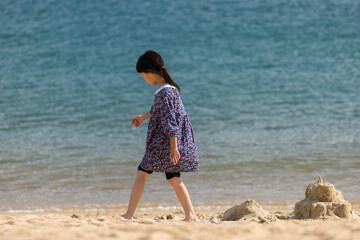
1, 0, 359, 212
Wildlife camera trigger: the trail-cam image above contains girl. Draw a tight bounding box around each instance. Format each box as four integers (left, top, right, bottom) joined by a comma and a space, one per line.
121, 50, 199, 222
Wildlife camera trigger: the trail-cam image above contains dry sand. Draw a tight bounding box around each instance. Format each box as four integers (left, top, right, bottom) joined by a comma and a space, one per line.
1, 203, 360, 240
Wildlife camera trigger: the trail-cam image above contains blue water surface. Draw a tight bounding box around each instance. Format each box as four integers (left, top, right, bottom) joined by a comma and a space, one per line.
0, 0, 359, 211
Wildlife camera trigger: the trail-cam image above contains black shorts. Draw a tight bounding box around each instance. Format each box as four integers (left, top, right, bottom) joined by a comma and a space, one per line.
138, 165, 181, 180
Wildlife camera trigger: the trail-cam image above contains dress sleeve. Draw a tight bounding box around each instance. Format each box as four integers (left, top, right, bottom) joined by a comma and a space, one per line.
159, 94, 179, 138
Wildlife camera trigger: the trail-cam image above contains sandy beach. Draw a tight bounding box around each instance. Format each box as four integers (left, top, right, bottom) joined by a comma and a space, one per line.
1, 203, 359, 240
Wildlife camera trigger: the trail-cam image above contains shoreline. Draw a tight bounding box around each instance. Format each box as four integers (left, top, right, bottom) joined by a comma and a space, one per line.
0, 202, 304, 215
1, 200, 360, 215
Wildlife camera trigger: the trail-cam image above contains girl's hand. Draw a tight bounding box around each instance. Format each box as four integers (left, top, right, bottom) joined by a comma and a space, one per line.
131, 115, 144, 128
170, 148, 180, 165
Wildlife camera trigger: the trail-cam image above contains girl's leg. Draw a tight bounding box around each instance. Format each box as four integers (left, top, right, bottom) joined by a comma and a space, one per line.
167, 177, 198, 221
121, 171, 150, 220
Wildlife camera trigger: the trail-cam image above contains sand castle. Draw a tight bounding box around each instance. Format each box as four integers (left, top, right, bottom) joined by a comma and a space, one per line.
294, 176, 356, 219
214, 199, 277, 223
214, 176, 357, 223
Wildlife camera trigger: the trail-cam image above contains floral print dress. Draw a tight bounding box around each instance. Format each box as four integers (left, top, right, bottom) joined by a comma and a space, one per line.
139, 84, 199, 173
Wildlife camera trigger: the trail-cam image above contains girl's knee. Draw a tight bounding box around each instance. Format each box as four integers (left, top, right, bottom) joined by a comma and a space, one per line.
137, 170, 151, 179
167, 176, 182, 186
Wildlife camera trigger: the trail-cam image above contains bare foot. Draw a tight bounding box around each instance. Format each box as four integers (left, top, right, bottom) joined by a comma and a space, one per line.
120, 214, 133, 220
183, 214, 198, 222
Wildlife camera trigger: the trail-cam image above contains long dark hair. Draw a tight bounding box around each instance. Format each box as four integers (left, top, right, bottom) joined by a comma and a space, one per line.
136, 50, 181, 93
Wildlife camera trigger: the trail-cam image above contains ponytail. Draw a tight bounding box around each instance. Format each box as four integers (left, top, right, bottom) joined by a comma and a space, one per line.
136, 50, 181, 93
161, 67, 181, 94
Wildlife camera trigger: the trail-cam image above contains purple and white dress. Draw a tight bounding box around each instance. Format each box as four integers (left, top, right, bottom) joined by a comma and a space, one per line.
139, 83, 199, 173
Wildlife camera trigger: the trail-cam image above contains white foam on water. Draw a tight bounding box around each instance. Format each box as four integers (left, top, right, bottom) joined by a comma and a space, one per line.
6, 209, 45, 213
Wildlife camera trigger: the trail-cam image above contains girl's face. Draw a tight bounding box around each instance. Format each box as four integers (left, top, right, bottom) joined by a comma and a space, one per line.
140, 72, 157, 85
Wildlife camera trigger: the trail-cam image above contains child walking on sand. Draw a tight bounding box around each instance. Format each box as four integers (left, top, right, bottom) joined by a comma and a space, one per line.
121, 50, 199, 222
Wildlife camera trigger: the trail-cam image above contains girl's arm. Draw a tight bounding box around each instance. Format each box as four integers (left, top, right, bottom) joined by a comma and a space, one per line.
170, 137, 180, 165
141, 112, 151, 120
131, 112, 151, 128
170, 137, 177, 150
